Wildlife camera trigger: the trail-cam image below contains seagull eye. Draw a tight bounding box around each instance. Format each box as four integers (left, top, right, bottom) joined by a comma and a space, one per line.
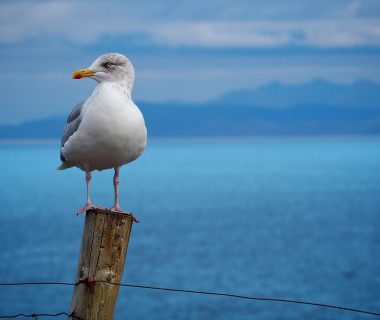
103, 62, 113, 68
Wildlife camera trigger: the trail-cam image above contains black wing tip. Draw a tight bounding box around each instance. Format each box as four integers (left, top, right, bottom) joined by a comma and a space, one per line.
60, 150, 66, 162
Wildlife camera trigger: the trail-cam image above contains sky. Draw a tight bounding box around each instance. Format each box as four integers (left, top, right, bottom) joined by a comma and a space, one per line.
0, 0, 380, 123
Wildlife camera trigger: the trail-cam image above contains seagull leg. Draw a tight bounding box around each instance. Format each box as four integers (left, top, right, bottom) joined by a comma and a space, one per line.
110, 166, 121, 211
110, 166, 138, 222
77, 170, 104, 215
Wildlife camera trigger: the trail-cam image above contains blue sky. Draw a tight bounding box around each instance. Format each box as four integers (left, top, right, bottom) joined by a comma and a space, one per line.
0, 0, 380, 123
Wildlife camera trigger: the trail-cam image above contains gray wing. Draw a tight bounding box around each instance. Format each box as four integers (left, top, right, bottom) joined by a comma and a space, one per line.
60, 100, 85, 162
61, 100, 85, 147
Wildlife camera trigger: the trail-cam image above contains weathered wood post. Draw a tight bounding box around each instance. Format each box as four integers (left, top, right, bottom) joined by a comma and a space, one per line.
69, 209, 136, 320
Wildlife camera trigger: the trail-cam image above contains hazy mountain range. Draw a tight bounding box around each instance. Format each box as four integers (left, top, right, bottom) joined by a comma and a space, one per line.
1, 80, 380, 138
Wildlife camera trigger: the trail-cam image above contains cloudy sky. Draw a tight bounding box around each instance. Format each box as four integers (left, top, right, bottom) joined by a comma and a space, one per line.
1, 0, 380, 123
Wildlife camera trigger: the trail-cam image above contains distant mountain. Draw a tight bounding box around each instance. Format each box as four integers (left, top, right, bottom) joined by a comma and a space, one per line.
1, 80, 380, 138
213, 79, 380, 108
0, 116, 66, 139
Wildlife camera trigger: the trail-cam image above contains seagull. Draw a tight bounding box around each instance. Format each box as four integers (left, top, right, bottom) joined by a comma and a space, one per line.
58, 53, 147, 217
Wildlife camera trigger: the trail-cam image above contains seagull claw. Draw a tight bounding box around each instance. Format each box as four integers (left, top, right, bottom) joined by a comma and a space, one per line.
77, 203, 106, 215
109, 207, 139, 223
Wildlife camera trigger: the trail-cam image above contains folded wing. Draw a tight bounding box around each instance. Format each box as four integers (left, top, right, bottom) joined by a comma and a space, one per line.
60, 100, 85, 162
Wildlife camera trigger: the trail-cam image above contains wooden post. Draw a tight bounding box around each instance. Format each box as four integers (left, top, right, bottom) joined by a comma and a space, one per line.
69, 209, 135, 320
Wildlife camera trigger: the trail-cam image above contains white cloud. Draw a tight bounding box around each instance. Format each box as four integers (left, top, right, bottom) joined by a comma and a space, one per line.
0, 1, 135, 43
150, 20, 380, 48
1, 1, 380, 48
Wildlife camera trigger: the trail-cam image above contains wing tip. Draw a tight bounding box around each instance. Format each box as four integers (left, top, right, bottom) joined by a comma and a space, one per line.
57, 163, 72, 170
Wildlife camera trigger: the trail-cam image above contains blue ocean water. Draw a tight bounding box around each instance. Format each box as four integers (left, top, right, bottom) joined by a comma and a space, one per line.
0, 137, 380, 319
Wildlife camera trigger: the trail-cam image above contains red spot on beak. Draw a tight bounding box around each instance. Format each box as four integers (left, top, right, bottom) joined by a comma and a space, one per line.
72, 69, 96, 80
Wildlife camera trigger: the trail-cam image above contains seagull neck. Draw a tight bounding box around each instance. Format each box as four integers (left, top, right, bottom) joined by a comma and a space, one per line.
96, 80, 133, 99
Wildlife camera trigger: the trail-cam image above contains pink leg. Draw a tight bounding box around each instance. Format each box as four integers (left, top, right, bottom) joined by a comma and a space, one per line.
109, 167, 138, 222
110, 166, 122, 212
77, 171, 104, 215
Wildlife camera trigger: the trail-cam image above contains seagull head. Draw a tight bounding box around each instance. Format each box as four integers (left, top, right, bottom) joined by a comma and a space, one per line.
72, 53, 135, 87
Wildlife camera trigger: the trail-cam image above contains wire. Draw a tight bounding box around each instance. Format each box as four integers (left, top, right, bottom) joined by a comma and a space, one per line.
114, 283, 380, 317
0, 282, 73, 287
0, 281, 379, 317
0, 312, 84, 319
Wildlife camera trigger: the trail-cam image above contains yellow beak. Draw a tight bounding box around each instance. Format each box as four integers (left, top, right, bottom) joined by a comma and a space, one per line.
72, 68, 96, 79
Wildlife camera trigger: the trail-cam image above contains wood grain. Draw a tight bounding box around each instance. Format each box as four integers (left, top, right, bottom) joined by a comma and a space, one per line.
69, 209, 134, 319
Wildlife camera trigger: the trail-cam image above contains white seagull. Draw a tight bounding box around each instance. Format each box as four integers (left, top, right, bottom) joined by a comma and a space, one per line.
58, 53, 147, 217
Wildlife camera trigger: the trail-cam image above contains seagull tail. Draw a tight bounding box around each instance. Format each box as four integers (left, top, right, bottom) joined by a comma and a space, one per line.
57, 162, 73, 170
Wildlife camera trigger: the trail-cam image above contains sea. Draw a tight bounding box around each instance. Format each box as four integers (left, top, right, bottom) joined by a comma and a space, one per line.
0, 137, 379, 320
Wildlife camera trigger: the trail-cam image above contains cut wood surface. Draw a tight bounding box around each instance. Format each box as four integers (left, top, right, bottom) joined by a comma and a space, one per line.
69, 209, 134, 320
